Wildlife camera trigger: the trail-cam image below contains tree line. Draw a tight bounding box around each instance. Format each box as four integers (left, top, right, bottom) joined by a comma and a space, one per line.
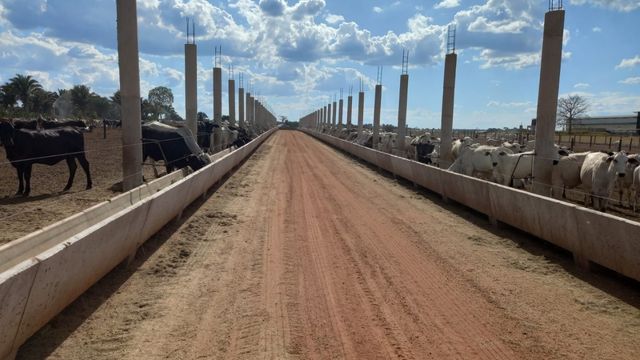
0, 73, 183, 121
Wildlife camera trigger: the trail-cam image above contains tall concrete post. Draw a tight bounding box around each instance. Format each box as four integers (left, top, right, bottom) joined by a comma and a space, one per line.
228, 77, 236, 126
184, 42, 197, 141
213, 67, 222, 123
327, 102, 332, 131
397, 74, 409, 153
373, 84, 382, 149
358, 91, 364, 135
238, 86, 245, 128
533, 8, 565, 196
332, 100, 337, 129
117, 0, 142, 191
347, 95, 353, 131
440, 53, 457, 168
338, 97, 344, 130
246, 92, 252, 127
323, 105, 328, 130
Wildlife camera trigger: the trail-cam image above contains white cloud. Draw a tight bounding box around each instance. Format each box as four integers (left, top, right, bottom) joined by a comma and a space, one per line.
619, 77, 640, 85
569, 0, 640, 12
373, 6, 383, 13
574, 83, 590, 89
616, 55, 640, 69
487, 101, 533, 108
592, 27, 602, 32
325, 14, 344, 24
434, 0, 461, 9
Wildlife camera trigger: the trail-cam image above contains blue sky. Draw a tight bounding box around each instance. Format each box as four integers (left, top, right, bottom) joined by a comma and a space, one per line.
0, 0, 638, 129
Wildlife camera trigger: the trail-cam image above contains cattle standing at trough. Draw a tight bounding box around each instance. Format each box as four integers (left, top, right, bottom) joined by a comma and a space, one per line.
142, 122, 210, 177
551, 152, 591, 199
632, 166, 640, 212
448, 145, 513, 179
579, 151, 629, 212
615, 154, 640, 207
0, 120, 92, 196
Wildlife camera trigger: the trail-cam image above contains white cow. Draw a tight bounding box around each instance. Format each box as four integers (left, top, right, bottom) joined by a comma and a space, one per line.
551, 151, 590, 199
448, 145, 513, 179
579, 151, 629, 212
615, 154, 640, 207
490, 150, 535, 187
451, 137, 476, 160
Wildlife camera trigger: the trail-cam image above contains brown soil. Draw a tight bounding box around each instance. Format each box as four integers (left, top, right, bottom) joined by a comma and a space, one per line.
18, 130, 640, 359
0, 128, 157, 246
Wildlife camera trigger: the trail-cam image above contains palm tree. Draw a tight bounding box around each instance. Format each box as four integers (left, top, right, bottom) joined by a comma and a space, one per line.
70, 85, 92, 117
7, 74, 42, 112
31, 89, 58, 115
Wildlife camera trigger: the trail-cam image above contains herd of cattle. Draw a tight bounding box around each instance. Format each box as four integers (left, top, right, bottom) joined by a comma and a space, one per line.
0, 117, 255, 196
325, 127, 640, 213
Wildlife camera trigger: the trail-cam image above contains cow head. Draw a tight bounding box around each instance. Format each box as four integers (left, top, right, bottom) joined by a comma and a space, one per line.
607, 152, 628, 177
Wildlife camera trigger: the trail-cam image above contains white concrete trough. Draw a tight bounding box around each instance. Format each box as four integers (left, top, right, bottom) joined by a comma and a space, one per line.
0, 128, 277, 360
302, 129, 640, 283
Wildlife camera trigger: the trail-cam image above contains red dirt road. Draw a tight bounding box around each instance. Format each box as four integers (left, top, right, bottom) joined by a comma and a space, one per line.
19, 130, 640, 359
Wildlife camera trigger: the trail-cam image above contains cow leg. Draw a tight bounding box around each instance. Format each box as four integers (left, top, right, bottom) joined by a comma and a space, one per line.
23, 165, 32, 197
64, 157, 77, 191
77, 154, 93, 189
15, 167, 24, 196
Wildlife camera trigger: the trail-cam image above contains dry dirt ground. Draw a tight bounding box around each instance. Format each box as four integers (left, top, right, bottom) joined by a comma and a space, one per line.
17, 130, 640, 359
0, 128, 157, 245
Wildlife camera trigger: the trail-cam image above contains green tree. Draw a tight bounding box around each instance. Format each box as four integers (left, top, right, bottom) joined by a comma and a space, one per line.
110, 90, 121, 105
70, 84, 93, 117
6, 74, 43, 112
197, 112, 209, 121
148, 86, 174, 120
31, 89, 58, 115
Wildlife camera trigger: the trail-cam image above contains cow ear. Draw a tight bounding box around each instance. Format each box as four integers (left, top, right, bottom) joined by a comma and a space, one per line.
629, 158, 639, 165
558, 149, 569, 156
606, 156, 614, 162
499, 151, 506, 156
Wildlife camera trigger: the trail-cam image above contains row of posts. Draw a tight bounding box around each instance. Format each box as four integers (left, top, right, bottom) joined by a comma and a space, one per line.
116, 0, 277, 191
300, 5, 565, 198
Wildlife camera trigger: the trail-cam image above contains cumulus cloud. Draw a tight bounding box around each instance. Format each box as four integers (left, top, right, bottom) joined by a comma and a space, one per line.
569, 0, 640, 12
616, 55, 640, 69
592, 27, 602, 32
434, 0, 461, 9
373, 6, 383, 13
259, 0, 287, 17
619, 77, 640, 85
574, 83, 590, 88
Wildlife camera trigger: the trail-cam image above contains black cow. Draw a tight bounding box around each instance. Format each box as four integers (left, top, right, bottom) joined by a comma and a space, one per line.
197, 120, 215, 151
0, 121, 92, 197
142, 122, 209, 177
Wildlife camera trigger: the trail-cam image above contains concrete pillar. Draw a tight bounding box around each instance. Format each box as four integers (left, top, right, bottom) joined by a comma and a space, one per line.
440, 53, 457, 168
184, 43, 197, 140
332, 100, 337, 129
533, 9, 565, 196
327, 103, 332, 131
116, 0, 142, 191
238, 87, 245, 128
397, 74, 409, 153
213, 67, 222, 123
323, 105, 327, 130
372, 84, 382, 149
347, 95, 353, 131
228, 78, 236, 126
338, 98, 344, 130
246, 93, 252, 127
357, 91, 364, 135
